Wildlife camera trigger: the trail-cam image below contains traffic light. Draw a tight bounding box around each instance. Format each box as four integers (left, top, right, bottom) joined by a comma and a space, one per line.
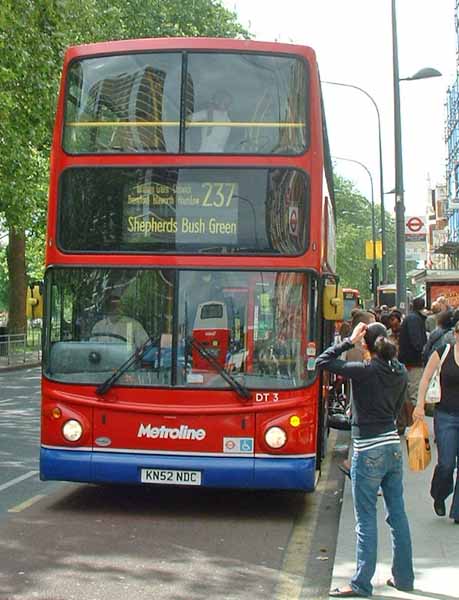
369, 265, 379, 303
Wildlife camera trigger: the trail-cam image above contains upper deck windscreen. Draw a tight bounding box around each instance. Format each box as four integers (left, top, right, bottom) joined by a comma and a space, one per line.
63, 51, 308, 155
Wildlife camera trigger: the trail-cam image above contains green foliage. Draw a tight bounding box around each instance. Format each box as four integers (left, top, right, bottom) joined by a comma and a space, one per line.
27, 231, 46, 282
0, 0, 248, 228
0, 1, 58, 228
0, 0, 249, 321
334, 173, 397, 302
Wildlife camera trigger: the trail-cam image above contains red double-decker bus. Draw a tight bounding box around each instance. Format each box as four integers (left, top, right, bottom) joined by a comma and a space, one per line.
335, 287, 362, 339
343, 288, 363, 321
41, 37, 340, 492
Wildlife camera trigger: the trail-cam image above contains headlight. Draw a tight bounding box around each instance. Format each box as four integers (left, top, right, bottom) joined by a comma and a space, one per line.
264, 426, 287, 449
62, 419, 83, 442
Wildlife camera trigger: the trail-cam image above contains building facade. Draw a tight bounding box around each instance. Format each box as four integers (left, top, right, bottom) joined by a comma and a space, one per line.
439, 0, 459, 268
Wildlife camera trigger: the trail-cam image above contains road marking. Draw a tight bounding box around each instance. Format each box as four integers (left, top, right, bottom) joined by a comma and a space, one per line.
274, 432, 336, 600
8, 494, 46, 513
0, 470, 38, 492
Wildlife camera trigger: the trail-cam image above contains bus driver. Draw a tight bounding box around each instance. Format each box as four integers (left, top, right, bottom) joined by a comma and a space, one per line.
91, 290, 149, 349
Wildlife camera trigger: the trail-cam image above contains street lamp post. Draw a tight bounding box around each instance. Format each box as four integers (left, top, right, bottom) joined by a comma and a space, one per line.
392, 0, 405, 311
334, 156, 377, 302
391, 0, 442, 311
323, 80, 387, 283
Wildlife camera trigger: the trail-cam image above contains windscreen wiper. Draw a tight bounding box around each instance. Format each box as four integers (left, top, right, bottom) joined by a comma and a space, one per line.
189, 337, 251, 401
96, 337, 155, 396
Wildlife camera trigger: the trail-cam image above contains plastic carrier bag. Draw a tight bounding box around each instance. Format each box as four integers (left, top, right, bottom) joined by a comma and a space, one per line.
406, 419, 431, 471
425, 345, 450, 404
426, 372, 441, 403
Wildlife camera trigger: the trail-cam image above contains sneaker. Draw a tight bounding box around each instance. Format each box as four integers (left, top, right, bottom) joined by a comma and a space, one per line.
434, 500, 446, 517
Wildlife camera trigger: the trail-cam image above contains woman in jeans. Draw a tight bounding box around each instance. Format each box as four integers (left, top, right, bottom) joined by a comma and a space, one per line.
316, 322, 414, 598
414, 320, 459, 524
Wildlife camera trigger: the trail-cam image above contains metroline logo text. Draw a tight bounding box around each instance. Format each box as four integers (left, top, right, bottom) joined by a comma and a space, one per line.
137, 424, 206, 440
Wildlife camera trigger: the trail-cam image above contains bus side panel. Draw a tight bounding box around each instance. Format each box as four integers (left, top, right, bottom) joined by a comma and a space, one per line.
41, 447, 93, 482
41, 447, 314, 490
40, 392, 93, 481
254, 457, 316, 491
40, 386, 319, 490
254, 394, 318, 455
254, 386, 319, 491
93, 410, 256, 455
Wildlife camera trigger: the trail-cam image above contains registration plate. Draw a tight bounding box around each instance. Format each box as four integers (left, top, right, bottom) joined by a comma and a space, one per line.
140, 468, 201, 486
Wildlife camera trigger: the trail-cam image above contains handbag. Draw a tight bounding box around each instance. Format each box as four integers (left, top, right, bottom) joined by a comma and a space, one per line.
425, 344, 450, 404
406, 419, 431, 471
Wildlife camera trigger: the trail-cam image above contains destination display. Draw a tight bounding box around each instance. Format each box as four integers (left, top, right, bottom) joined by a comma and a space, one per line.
124, 180, 239, 245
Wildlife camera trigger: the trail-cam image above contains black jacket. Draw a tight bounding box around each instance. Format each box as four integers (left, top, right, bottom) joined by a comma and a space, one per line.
398, 310, 427, 367
316, 339, 408, 438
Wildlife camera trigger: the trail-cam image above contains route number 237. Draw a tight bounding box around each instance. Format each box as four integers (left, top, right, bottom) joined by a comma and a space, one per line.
201, 182, 237, 208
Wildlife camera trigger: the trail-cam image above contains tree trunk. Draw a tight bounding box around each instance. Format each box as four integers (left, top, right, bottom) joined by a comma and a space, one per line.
7, 226, 27, 334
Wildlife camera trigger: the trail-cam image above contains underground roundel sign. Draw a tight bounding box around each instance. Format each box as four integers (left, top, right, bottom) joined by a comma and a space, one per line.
405, 215, 425, 235
289, 206, 298, 236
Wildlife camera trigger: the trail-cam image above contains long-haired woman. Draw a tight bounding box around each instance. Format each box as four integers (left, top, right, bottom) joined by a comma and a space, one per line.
317, 322, 413, 598
414, 319, 459, 525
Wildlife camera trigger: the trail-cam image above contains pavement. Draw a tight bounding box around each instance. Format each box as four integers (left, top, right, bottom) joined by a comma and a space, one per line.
330, 417, 459, 599
2, 359, 457, 598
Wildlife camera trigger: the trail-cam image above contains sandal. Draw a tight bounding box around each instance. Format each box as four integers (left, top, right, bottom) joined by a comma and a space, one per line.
387, 578, 413, 592
328, 588, 367, 598
329, 587, 366, 598
338, 464, 351, 479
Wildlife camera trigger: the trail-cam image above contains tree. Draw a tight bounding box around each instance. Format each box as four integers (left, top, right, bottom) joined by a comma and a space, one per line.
334, 174, 397, 303
0, 0, 248, 332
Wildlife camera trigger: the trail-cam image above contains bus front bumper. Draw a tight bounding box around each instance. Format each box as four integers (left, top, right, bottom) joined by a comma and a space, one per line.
40, 447, 317, 492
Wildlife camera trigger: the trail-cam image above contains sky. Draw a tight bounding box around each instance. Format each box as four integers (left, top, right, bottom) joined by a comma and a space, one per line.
221, 0, 458, 218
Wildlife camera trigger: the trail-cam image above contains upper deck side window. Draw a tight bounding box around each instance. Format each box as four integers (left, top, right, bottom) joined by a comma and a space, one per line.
63, 51, 309, 156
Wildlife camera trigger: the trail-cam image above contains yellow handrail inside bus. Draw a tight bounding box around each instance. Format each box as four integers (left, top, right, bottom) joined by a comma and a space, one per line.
66, 121, 305, 128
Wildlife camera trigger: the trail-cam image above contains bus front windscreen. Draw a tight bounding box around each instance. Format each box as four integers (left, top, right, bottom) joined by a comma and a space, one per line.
44, 268, 317, 390
58, 167, 309, 255
343, 297, 356, 321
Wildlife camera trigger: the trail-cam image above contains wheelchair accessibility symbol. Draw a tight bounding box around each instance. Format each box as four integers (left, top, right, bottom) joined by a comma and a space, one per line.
223, 437, 254, 453
240, 439, 253, 452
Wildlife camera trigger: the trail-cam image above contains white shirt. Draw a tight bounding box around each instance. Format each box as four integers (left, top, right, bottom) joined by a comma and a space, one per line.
91, 316, 148, 349
191, 108, 231, 152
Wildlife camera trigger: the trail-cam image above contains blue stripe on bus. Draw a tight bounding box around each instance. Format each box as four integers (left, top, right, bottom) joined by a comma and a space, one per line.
40, 447, 316, 491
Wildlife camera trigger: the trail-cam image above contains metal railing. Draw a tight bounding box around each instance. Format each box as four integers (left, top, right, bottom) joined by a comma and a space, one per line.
0, 331, 42, 368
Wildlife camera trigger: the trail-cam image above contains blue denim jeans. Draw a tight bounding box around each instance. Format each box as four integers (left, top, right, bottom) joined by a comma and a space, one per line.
350, 443, 414, 597
431, 408, 459, 520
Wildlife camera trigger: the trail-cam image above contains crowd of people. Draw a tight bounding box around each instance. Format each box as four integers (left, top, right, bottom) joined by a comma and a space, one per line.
320, 295, 459, 598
